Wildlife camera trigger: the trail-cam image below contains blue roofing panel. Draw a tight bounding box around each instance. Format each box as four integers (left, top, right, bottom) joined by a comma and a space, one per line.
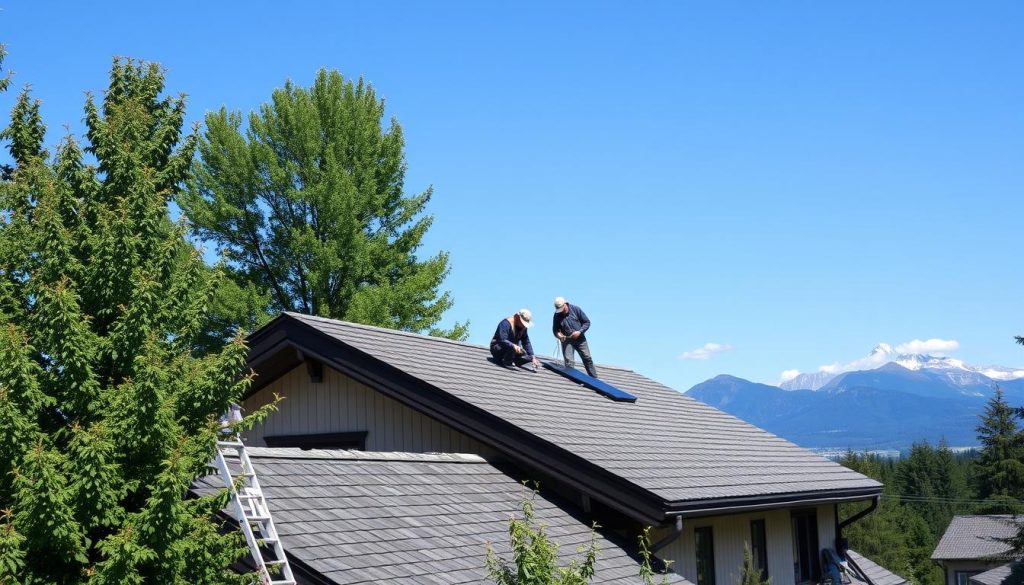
542, 361, 638, 402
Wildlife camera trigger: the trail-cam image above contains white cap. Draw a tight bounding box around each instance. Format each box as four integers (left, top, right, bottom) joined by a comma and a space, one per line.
553, 296, 566, 311
516, 309, 534, 328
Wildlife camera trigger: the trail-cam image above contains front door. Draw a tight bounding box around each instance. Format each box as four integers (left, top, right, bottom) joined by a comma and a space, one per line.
792, 509, 820, 584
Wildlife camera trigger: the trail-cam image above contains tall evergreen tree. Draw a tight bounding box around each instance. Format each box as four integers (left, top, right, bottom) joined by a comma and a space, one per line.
181, 69, 467, 347
1008, 336, 1024, 557
933, 438, 969, 527
973, 387, 1024, 505
0, 57, 256, 583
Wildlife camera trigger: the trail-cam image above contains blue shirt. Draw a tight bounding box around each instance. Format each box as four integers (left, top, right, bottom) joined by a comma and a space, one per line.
491, 318, 535, 357
552, 303, 591, 339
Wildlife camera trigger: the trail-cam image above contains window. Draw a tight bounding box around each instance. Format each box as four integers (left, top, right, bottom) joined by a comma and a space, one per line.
263, 431, 367, 450
750, 519, 768, 581
955, 571, 982, 585
791, 509, 820, 584
695, 526, 716, 585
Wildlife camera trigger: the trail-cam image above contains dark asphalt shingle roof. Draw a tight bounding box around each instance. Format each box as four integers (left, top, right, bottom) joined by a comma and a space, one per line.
846, 550, 908, 585
970, 562, 1024, 585
932, 516, 1022, 561
195, 448, 689, 585
282, 313, 880, 503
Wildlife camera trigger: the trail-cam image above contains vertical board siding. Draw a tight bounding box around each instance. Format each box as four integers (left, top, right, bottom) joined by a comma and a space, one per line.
660, 504, 839, 585
243, 364, 495, 456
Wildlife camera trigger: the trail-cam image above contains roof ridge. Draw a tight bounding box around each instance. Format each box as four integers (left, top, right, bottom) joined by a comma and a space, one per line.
245, 446, 487, 464
952, 514, 1017, 519
284, 312, 638, 372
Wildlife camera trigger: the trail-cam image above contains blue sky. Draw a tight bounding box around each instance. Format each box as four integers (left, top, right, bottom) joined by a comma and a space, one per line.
3, 1, 1022, 390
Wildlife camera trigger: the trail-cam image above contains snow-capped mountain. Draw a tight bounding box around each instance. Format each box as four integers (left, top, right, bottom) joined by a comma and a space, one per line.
688, 347, 1024, 450
780, 343, 1024, 391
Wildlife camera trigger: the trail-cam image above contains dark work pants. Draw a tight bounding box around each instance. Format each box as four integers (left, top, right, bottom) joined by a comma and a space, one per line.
562, 339, 598, 378
491, 343, 532, 367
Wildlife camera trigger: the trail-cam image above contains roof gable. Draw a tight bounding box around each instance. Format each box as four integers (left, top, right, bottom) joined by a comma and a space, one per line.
247, 313, 881, 523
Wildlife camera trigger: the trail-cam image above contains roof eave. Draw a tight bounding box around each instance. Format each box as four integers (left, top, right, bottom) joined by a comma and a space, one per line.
664, 486, 883, 519
245, 314, 883, 528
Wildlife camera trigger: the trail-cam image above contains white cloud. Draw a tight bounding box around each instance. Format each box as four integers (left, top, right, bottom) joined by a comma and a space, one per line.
894, 338, 959, 355
679, 342, 733, 361
780, 369, 801, 382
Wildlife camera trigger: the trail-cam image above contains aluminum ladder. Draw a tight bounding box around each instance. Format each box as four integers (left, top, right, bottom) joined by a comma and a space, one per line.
213, 432, 295, 585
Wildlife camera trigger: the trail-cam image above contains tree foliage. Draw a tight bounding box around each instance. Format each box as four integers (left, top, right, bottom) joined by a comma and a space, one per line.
840, 393, 1024, 585
0, 56, 257, 583
737, 543, 769, 585
485, 485, 599, 585
180, 69, 466, 348
974, 387, 1024, 503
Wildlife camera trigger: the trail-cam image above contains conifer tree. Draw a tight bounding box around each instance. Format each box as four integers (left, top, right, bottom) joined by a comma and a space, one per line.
0, 57, 255, 583
974, 387, 1024, 505
181, 69, 467, 348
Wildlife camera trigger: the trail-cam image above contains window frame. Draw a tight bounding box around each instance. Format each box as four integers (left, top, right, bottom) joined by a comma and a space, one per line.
750, 518, 769, 581
695, 525, 716, 585
955, 571, 982, 585
791, 508, 820, 585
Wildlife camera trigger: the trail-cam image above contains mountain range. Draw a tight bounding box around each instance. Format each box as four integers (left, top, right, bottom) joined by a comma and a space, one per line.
685, 346, 1024, 451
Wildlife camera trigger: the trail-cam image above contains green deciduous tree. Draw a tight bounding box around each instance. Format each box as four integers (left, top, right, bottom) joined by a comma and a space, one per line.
485, 486, 600, 585
181, 69, 466, 348
638, 527, 673, 585
0, 56, 257, 583
737, 543, 769, 585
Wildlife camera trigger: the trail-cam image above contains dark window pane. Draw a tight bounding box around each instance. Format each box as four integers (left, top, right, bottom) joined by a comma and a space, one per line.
695, 526, 716, 585
791, 510, 820, 584
751, 519, 768, 580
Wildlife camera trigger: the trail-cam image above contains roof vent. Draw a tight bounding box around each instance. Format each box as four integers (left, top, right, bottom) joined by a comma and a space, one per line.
542, 361, 637, 402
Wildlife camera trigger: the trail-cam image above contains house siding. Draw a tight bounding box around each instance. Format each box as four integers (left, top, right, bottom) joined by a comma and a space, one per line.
660, 504, 838, 585
243, 364, 494, 455
940, 561, 1007, 585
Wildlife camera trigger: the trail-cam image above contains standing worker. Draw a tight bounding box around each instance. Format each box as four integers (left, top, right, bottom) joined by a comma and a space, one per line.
491, 309, 540, 370
552, 297, 598, 378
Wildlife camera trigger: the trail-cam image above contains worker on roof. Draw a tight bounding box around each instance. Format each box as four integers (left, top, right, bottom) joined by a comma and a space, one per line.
552, 297, 598, 378
490, 309, 540, 370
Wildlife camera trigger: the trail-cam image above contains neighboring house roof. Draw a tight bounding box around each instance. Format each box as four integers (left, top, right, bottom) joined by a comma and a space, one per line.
932, 515, 1022, 561
970, 562, 1024, 585
194, 448, 688, 585
846, 550, 908, 585
246, 313, 881, 524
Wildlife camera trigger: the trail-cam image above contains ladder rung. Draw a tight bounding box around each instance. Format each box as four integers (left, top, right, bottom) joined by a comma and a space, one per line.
214, 418, 292, 585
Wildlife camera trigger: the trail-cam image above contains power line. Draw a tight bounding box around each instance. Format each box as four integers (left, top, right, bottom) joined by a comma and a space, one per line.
876, 493, 1024, 506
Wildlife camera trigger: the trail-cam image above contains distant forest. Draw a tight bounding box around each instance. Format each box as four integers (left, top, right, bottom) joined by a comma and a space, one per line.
839, 388, 1024, 585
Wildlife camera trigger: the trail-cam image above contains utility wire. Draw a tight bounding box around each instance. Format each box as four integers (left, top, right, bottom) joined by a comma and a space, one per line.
875, 493, 1024, 506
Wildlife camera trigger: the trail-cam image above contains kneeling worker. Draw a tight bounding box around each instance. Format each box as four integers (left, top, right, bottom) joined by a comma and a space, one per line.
552, 297, 598, 378
491, 309, 540, 370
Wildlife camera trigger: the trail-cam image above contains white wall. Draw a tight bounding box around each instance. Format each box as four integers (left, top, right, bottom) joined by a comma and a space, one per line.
658, 504, 838, 585
243, 364, 494, 455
